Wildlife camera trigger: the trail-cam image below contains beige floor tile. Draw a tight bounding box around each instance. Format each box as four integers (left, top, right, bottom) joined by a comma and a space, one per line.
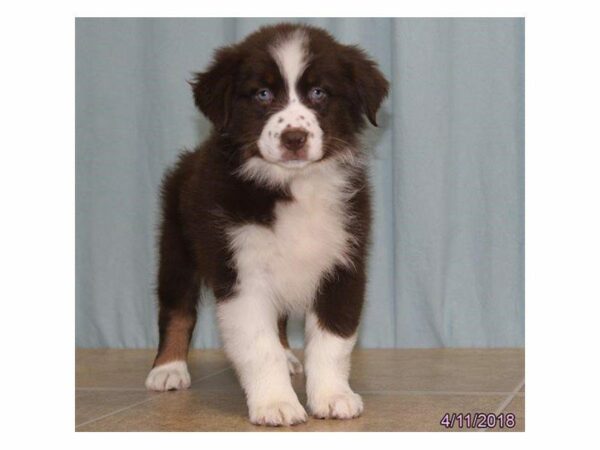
76, 349, 230, 389
76, 390, 155, 426
347, 349, 524, 393
190, 349, 525, 395
75, 348, 524, 432
192, 367, 314, 397
77, 390, 508, 432
76, 349, 523, 393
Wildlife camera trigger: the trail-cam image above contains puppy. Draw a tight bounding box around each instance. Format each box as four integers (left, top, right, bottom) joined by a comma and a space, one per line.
145, 23, 388, 426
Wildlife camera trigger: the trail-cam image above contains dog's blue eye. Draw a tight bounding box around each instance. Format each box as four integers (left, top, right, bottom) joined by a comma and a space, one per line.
256, 88, 274, 103
308, 87, 326, 102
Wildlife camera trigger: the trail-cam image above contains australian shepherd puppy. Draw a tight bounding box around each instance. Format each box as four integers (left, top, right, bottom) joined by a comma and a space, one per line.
145, 23, 388, 426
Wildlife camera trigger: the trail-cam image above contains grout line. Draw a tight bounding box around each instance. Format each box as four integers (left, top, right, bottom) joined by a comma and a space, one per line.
356, 390, 521, 397
76, 395, 162, 430
478, 377, 524, 433
77, 387, 149, 392
78, 387, 522, 394
191, 367, 233, 386
76, 367, 235, 392
75, 366, 232, 430
493, 378, 525, 416
74, 386, 518, 396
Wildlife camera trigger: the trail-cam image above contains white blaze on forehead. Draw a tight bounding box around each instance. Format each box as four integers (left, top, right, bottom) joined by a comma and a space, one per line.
270, 30, 308, 97
255, 30, 325, 172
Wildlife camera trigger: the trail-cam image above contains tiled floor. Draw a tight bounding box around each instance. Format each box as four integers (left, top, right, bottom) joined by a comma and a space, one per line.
76, 348, 524, 432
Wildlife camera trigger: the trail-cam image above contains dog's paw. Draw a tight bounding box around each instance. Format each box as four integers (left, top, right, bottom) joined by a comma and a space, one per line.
250, 399, 308, 426
285, 349, 303, 375
145, 361, 191, 391
309, 391, 364, 419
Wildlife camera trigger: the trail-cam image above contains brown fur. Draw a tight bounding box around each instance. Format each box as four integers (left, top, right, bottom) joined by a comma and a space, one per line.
278, 316, 290, 349
154, 313, 196, 366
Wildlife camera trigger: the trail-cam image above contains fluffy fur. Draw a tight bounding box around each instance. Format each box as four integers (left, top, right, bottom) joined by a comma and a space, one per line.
146, 23, 389, 427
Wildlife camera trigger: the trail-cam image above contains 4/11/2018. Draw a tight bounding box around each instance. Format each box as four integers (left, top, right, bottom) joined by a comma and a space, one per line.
440, 412, 516, 429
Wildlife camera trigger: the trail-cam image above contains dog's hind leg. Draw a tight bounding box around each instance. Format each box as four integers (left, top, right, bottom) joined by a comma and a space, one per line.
146, 172, 200, 391
278, 315, 303, 375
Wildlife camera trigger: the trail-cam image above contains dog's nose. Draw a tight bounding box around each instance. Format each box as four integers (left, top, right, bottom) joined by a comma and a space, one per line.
280, 128, 308, 151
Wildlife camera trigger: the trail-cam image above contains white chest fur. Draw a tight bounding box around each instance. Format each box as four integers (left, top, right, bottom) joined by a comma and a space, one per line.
227, 163, 354, 314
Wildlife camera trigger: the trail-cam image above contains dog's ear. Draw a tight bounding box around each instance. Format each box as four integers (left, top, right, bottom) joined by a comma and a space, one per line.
190, 46, 241, 131
342, 46, 389, 127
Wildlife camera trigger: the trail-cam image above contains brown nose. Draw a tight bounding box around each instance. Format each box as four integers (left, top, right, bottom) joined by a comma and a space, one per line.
280, 128, 308, 151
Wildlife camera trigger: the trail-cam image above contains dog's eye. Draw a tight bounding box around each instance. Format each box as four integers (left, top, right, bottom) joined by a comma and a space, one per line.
308, 87, 327, 103
255, 88, 274, 104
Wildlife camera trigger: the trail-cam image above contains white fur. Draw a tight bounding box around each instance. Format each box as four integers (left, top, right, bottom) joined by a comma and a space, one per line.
285, 349, 303, 375
228, 159, 355, 315
304, 311, 363, 419
257, 30, 324, 167
216, 293, 307, 426
145, 360, 191, 391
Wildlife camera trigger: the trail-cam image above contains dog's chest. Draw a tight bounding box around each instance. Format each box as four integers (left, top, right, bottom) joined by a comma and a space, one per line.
228, 170, 352, 312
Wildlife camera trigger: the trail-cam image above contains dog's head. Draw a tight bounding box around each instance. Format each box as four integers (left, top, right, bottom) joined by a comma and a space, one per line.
191, 23, 388, 174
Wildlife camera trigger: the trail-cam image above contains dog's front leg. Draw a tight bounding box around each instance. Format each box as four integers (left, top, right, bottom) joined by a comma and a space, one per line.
217, 293, 307, 426
304, 265, 366, 420
304, 311, 363, 419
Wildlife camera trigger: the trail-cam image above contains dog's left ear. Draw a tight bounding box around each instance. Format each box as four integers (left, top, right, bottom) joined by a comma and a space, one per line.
343, 46, 389, 127
190, 46, 241, 131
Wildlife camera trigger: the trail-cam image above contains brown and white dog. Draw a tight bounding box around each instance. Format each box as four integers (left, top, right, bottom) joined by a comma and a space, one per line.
145, 23, 388, 426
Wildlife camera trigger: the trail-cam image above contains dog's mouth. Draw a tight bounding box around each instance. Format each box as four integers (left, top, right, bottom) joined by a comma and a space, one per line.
274, 147, 314, 169
257, 143, 322, 170
275, 159, 313, 169
274, 147, 324, 169
280, 147, 308, 162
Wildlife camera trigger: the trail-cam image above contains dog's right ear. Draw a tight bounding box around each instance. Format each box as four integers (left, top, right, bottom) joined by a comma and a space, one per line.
190, 46, 241, 131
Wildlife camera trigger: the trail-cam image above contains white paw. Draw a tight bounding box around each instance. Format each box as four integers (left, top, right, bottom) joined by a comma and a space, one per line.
285, 349, 303, 375
309, 391, 364, 419
250, 399, 308, 426
145, 360, 191, 391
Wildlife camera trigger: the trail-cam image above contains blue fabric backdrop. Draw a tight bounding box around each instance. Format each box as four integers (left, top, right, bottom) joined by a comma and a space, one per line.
76, 18, 524, 348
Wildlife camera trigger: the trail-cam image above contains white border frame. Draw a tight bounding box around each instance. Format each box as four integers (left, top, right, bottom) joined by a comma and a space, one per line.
2, 0, 600, 446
